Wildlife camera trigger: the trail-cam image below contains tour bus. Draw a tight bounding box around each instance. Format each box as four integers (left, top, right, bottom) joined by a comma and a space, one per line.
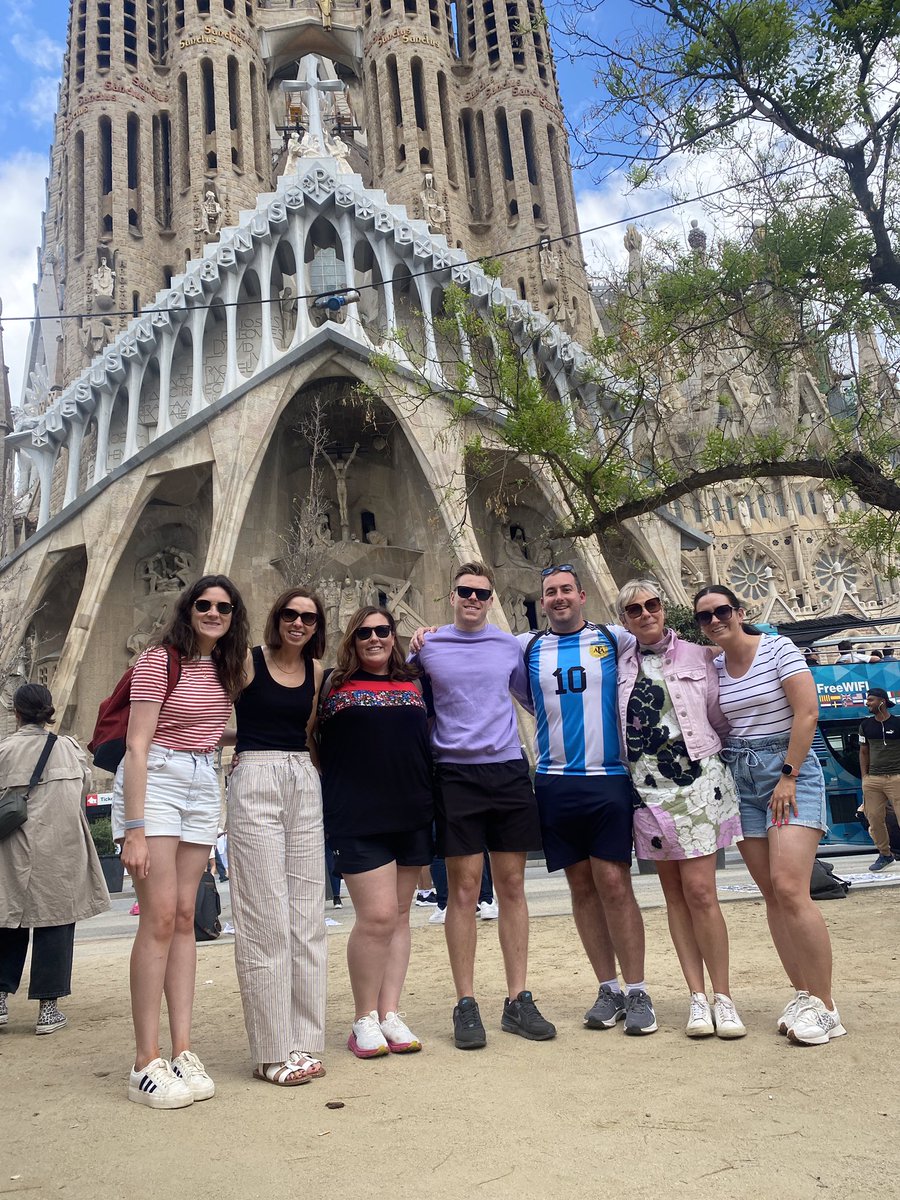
812, 659, 900, 845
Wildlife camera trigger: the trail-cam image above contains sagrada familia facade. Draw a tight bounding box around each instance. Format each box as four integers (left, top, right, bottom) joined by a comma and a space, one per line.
0, 0, 895, 744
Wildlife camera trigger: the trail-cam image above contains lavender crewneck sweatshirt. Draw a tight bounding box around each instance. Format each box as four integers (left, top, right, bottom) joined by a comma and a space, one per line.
416, 623, 530, 764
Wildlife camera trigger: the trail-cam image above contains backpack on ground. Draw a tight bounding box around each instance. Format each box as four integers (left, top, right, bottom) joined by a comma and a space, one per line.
194, 868, 222, 942
810, 859, 851, 901
88, 644, 181, 772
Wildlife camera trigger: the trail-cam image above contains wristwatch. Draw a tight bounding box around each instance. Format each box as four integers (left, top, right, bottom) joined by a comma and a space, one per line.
781, 763, 797, 777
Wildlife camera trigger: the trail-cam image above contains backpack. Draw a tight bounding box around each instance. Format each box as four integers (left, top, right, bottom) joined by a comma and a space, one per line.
194, 868, 222, 941
88, 644, 182, 772
810, 859, 851, 901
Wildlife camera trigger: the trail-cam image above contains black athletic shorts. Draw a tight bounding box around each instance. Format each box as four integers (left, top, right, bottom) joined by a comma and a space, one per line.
329, 824, 434, 874
434, 758, 542, 858
534, 773, 634, 872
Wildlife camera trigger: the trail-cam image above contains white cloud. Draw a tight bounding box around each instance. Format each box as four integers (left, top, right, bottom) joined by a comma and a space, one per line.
20, 74, 59, 128
0, 151, 48, 405
11, 31, 63, 73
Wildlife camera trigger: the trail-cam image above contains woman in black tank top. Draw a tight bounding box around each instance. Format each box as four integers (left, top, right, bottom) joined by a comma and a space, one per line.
223, 587, 328, 1086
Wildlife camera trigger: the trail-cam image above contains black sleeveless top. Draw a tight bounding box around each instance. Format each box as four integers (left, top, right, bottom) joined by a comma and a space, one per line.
234, 646, 314, 753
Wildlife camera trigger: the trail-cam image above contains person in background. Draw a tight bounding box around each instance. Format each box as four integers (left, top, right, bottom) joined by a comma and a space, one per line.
868, 649, 883, 664
616, 581, 745, 1039
836, 640, 868, 664
802, 648, 820, 668
115, 575, 249, 1108
859, 687, 900, 872
694, 584, 844, 1047
0, 684, 108, 1036
226, 587, 328, 1087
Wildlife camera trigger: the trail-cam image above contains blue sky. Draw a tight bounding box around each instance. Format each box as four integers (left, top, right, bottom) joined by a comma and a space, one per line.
0, 1, 692, 401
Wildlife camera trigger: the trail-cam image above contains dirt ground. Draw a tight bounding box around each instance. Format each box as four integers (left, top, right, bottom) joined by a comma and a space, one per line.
1, 890, 898, 1200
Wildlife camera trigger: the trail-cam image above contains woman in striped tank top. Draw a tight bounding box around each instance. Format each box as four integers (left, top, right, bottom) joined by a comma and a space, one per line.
693, 585, 844, 1047
114, 575, 249, 1109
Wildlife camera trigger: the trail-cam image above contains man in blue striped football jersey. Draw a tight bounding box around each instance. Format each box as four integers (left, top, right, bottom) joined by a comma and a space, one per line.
522, 565, 657, 1035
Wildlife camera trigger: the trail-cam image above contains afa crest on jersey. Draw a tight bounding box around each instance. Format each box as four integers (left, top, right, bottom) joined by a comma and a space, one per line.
589, 643, 609, 658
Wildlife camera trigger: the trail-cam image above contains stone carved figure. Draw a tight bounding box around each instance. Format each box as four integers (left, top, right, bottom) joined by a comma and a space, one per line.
338, 575, 359, 629
316, 0, 333, 29
324, 130, 352, 174
539, 238, 560, 295
93, 256, 115, 299
320, 575, 340, 634
139, 547, 195, 594
322, 443, 359, 540
737, 497, 753, 534
80, 316, 116, 362
201, 190, 222, 234
127, 606, 169, 664
299, 128, 325, 158
421, 172, 448, 234
285, 130, 304, 173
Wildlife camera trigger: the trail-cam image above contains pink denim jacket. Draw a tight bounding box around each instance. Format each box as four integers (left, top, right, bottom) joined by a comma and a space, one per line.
616, 629, 729, 762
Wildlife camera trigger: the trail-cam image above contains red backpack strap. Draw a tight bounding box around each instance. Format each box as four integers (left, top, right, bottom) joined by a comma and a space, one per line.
163, 643, 183, 701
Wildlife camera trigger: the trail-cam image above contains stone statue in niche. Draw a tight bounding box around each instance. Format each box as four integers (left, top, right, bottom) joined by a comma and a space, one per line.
338, 575, 359, 630
200, 190, 222, 235
509, 524, 529, 561
421, 172, 448, 235
538, 238, 560, 296
320, 576, 340, 634
314, 512, 333, 544
279, 285, 297, 334
322, 443, 360, 541
737, 497, 753, 534
92, 255, 116, 312
138, 547, 195, 594
504, 590, 532, 634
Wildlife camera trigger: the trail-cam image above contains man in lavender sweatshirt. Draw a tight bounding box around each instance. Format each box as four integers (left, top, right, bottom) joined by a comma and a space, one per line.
415, 561, 556, 1050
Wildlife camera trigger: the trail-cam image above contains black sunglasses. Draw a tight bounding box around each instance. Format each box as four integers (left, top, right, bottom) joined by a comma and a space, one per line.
279, 608, 318, 626
455, 585, 492, 601
354, 624, 393, 640
194, 599, 234, 615
541, 564, 575, 577
693, 604, 735, 626
624, 597, 663, 619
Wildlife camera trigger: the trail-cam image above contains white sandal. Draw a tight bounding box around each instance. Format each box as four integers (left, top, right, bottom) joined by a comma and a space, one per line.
288, 1050, 326, 1079
253, 1060, 312, 1086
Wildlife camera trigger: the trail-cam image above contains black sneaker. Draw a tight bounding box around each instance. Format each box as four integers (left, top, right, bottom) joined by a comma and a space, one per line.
869, 854, 895, 872
453, 996, 487, 1050
415, 890, 438, 906
624, 989, 658, 1036
501, 991, 557, 1041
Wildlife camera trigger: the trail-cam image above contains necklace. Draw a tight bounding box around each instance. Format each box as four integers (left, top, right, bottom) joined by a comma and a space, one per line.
269, 653, 303, 675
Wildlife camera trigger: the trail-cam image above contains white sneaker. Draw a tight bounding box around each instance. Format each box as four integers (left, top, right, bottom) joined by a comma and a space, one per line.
348, 1011, 389, 1058
777, 990, 810, 1035
713, 994, 747, 1039
787, 996, 847, 1046
478, 900, 499, 920
128, 1057, 194, 1109
685, 993, 714, 1037
428, 907, 447, 924
380, 1011, 422, 1053
171, 1050, 216, 1100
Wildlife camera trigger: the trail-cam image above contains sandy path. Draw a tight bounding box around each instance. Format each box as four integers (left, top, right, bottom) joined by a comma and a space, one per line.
1, 890, 898, 1200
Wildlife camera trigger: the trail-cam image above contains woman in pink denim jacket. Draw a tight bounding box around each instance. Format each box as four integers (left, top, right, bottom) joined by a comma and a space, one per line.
615, 579, 745, 1040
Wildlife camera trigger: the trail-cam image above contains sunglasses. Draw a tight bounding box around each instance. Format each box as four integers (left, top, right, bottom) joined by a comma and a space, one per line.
194, 599, 234, 615
354, 624, 393, 641
693, 604, 735, 626
455, 585, 492, 601
624, 597, 663, 619
541, 564, 575, 577
279, 608, 318, 626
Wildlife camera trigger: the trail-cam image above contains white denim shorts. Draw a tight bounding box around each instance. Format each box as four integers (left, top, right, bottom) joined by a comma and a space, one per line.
112, 743, 221, 845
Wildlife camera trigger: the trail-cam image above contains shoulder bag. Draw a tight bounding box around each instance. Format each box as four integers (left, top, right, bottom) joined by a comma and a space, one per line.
0, 733, 58, 841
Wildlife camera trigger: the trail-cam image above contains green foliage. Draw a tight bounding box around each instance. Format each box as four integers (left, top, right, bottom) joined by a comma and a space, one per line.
89, 816, 116, 857
665, 603, 707, 645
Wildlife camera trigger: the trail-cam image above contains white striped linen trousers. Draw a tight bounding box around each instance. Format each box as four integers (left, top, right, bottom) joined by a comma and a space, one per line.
227, 751, 327, 1063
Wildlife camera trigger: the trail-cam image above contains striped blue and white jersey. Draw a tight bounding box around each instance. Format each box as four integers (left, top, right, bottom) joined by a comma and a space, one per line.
519, 623, 633, 777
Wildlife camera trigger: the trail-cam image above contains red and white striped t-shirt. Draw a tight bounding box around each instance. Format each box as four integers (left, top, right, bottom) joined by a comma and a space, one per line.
131, 645, 233, 752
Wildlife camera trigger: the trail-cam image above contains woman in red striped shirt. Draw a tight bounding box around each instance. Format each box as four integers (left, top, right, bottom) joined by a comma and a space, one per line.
113, 575, 249, 1110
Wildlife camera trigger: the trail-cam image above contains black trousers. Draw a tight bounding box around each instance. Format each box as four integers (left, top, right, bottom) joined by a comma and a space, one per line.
0, 924, 76, 1000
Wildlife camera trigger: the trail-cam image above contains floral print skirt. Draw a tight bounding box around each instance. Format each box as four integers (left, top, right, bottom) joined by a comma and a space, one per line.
632, 753, 742, 860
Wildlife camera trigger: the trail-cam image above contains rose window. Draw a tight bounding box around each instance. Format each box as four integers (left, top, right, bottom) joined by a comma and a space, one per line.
727, 549, 774, 601
814, 549, 857, 594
